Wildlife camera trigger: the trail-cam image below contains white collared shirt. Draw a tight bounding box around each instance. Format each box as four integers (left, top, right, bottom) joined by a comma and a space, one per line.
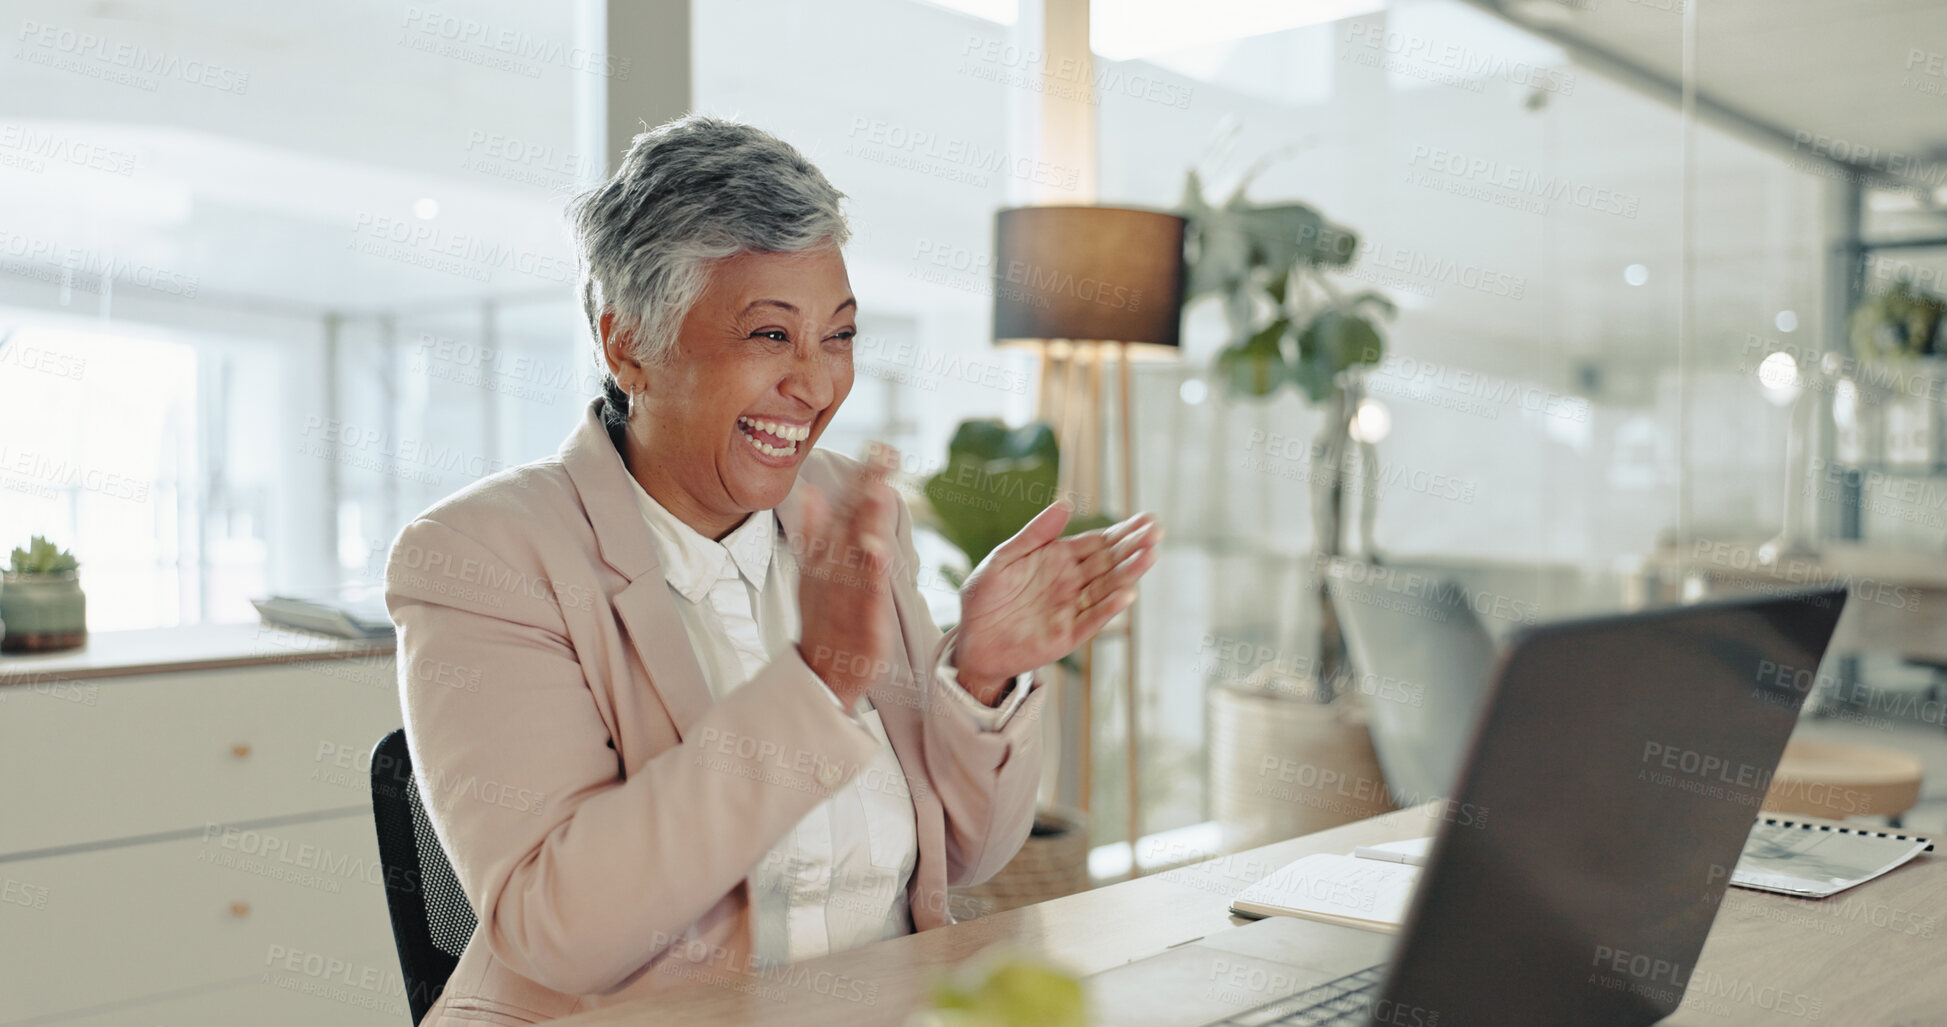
629, 479, 1030, 966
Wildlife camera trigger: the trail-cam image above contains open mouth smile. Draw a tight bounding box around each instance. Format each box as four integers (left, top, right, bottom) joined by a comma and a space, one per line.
737, 416, 810, 461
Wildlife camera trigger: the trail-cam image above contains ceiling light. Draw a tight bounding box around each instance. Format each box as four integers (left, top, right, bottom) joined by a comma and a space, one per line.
413, 198, 440, 220
1624, 264, 1649, 286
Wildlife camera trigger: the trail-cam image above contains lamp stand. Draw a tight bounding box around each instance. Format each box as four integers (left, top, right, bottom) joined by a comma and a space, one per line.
1040, 340, 1142, 879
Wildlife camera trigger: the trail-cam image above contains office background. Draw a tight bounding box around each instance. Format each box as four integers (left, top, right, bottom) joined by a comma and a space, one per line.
3, 0, 1946, 1022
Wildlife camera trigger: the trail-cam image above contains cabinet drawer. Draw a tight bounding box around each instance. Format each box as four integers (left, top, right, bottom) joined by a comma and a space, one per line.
45, 972, 407, 1027
0, 813, 405, 1023
0, 657, 403, 854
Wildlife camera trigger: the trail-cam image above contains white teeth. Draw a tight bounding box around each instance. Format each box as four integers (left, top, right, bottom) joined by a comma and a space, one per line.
739, 424, 799, 459
738, 417, 809, 443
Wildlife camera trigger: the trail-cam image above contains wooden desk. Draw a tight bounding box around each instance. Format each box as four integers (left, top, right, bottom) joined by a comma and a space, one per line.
551, 803, 1945, 1026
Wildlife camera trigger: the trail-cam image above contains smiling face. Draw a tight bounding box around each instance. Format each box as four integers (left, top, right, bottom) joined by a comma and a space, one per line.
604, 246, 857, 539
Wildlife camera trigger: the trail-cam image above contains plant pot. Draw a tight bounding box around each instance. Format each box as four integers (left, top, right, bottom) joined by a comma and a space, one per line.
0, 571, 87, 653
1208, 682, 1394, 852
948, 806, 1090, 920
1831, 371, 1885, 468
1875, 357, 1947, 469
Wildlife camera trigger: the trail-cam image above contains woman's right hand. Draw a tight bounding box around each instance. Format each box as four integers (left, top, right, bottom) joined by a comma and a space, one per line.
795, 445, 901, 710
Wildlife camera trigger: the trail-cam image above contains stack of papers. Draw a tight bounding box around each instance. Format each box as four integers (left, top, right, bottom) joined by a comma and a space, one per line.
252, 595, 396, 640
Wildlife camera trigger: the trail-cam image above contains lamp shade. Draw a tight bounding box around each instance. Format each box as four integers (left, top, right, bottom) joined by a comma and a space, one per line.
991, 205, 1185, 354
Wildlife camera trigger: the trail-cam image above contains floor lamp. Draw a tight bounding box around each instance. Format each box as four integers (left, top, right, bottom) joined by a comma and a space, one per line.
991, 205, 1186, 875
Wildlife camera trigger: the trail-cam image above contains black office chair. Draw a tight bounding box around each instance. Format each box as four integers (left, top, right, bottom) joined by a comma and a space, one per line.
371, 729, 479, 1025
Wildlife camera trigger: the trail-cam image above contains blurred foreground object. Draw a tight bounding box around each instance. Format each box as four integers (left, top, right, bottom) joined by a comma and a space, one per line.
910, 948, 1088, 1027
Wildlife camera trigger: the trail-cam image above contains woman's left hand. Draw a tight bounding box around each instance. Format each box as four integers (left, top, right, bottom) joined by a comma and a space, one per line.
952, 504, 1164, 705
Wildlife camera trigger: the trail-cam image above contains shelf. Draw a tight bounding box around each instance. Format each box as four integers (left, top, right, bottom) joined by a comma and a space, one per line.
1828, 463, 1947, 478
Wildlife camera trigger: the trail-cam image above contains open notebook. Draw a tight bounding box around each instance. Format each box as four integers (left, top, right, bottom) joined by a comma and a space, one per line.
1231, 819, 1933, 931
1228, 850, 1421, 933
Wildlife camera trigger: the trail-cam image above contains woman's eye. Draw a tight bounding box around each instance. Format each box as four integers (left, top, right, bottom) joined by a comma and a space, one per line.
752, 330, 790, 343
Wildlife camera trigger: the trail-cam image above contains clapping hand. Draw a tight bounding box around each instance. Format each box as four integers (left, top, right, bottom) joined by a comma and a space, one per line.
951, 503, 1163, 704
796, 445, 901, 710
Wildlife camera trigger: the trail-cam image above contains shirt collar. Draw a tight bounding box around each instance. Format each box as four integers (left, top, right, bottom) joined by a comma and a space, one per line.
629, 478, 776, 604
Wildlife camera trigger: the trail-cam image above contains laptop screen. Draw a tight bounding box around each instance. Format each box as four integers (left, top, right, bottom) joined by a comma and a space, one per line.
1375, 588, 1847, 1027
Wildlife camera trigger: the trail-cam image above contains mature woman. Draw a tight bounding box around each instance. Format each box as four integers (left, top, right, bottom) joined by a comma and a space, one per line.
385, 115, 1162, 1025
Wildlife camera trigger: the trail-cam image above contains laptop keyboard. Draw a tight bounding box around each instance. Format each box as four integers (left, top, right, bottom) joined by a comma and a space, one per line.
1204, 963, 1388, 1026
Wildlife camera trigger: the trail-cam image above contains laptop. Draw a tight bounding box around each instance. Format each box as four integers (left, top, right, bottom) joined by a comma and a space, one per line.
1326, 562, 1496, 803
1088, 587, 1849, 1027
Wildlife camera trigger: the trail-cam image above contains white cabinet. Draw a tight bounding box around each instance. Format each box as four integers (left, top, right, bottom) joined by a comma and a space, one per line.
0, 628, 406, 1026
1, 816, 403, 1025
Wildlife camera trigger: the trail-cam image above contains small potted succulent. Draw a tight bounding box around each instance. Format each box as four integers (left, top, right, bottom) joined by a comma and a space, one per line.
1, 536, 88, 653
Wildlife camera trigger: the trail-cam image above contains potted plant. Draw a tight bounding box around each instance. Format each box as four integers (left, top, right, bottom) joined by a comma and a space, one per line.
1176, 165, 1398, 847
1847, 276, 1947, 467
916, 420, 1111, 916
2, 536, 88, 653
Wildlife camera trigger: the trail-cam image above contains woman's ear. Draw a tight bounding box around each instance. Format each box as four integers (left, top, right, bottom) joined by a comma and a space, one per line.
599, 310, 647, 392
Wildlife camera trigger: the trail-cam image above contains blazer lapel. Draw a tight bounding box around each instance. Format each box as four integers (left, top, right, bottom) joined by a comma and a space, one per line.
560, 399, 716, 741
612, 577, 716, 741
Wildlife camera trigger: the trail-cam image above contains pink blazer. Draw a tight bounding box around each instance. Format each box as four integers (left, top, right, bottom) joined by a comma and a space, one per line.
384, 400, 1047, 1025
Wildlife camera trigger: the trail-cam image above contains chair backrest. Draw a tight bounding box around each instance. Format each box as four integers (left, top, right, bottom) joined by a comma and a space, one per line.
1326, 561, 1497, 804
371, 729, 479, 1025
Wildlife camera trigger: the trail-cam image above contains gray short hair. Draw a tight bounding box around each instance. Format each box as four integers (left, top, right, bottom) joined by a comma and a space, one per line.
568, 116, 851, 381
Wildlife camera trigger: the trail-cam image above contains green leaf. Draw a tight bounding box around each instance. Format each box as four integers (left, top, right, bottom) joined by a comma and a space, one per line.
1340, 315, 1385, 367
1178, 168, 1212, 222
1182, 216, 1252, 304
1293, 313, 1345, 403
1216, 318, 1291, 399
1307, 222, 1360, 269
1289, 298, 1390, 403
1265, 270, 1289, 307
1291, 353, 1337, 403
1237, 203, 1326, 276
922, 420, 1111, 572
9, 535, 78, 574
1341, 290, 1398, 322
